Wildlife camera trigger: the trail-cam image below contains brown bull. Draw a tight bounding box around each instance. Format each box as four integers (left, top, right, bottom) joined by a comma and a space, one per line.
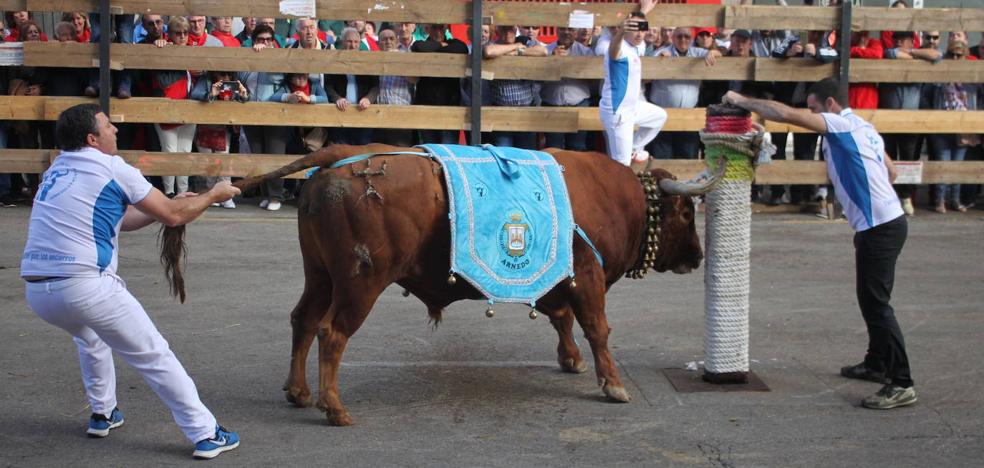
165, 143, 720, 426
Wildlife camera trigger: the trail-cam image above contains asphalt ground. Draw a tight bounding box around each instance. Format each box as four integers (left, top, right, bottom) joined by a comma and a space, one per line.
1, 199, 982, 467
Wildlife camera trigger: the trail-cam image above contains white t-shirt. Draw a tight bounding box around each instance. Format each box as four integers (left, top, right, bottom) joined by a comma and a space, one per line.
600, 39, 644, 117
821, 109, 904, 232
21, 147, 153, 278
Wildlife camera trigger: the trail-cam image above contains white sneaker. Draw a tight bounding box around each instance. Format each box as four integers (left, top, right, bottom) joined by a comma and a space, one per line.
220, 199, 236, 209
631, 149, 650, 163
210, 202, 220, 207
266, 200, 282, 211
259, 199, 270, 209
901, 197, 915, 216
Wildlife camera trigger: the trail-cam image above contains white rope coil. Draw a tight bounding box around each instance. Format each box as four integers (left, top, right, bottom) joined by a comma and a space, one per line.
703, 178, 751, 374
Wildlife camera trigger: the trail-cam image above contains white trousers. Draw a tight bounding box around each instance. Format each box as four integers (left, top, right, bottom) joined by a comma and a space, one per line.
155, 123, 197, 195
25, 274, 217, 443
600, 102, 668, 166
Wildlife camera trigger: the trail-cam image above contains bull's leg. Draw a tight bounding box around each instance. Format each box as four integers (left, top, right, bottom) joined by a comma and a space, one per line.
283, 283, 332, 408
315, 289, 381, 426
545, 305, 588, 374
569, 269, 631, 403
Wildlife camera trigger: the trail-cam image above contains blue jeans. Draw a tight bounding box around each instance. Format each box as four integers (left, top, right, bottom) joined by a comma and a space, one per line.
649, 131, 700, 160
88, 14, 136, 43
929, 134, 967, 205
544, 98, 590, 151
493, 131, 536, 150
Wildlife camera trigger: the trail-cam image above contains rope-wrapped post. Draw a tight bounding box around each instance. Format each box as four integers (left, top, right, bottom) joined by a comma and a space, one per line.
699, 105, 771, 384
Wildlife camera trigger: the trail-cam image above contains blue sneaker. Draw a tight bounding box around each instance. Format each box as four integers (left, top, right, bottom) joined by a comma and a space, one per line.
192, 425, 240, 459
86, 407, 124, 438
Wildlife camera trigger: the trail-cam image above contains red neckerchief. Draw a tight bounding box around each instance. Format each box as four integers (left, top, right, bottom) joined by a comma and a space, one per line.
288, 81, 311, 96
210, 30, 240, 47
76, 29, 91, 43
188, 33, 208, 46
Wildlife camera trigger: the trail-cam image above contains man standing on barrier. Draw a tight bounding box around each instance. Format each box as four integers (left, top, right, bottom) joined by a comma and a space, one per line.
599, 0, 667, 167
21, 104, 243, 458
723, 79, 916, 410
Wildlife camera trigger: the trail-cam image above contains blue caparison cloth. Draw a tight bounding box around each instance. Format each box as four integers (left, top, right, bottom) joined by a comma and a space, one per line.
418, 144, 576, 305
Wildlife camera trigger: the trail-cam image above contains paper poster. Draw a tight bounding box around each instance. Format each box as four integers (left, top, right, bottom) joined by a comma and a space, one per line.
893, 161, 923, 184
568, 10, 594, 29
279, 0, 316, 17
0, 42, 23, 66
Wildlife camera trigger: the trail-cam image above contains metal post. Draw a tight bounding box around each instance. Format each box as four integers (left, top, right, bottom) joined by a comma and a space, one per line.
837, 1, 853, 97
469, 0, 483, 146
98, 0, 112, 113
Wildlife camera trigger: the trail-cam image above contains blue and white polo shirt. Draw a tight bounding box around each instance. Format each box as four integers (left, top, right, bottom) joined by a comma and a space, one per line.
821, 109, 904, 231
21, 147, 153, 278
600, 39, 645, 118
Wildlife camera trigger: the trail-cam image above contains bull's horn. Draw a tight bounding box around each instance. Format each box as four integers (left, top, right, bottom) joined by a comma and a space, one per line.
657, 160, 727, 196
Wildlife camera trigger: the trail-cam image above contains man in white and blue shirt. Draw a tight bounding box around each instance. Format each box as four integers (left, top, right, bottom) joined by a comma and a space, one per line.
599, 0, 667, 166
21, 104, 242, 459
724, 78, 916, 411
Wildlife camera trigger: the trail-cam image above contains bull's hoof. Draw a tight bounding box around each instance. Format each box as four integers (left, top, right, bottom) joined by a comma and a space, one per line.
603, 384, 632, 403
284, 387, 313, 407
559, 357, 589, 374
326, 411, 354, 426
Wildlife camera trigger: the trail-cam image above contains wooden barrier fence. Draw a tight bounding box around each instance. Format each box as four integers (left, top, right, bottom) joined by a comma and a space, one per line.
1, 1, 983, 183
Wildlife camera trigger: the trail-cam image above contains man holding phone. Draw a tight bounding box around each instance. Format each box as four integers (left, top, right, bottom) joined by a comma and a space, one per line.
599, 0, 667, 167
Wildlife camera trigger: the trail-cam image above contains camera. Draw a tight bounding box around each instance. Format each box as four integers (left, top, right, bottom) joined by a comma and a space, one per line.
771, 34, 800, 58
216, 80, 238, 100
636, 21, 649, 32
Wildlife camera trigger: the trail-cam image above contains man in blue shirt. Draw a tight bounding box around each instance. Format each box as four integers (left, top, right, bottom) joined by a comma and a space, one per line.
22, 104, 242, 457
724, 78, 916, 410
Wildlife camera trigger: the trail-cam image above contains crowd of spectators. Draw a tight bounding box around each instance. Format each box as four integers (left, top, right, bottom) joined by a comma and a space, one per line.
0, 4, 981, 215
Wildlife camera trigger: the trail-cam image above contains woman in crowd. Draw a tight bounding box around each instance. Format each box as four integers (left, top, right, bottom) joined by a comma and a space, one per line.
273, 73, 329, 155
62, 11, 91, 43
190, 71, 250, 208
921, 40, 980, 213
152, 16, 196, 197
3, 11, 49, 42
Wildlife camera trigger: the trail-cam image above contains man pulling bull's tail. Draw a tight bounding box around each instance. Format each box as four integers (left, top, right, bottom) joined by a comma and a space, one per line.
21, 104, 242, 458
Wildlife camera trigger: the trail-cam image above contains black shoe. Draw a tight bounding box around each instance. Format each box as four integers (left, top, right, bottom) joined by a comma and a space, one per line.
840, 362, 890, 384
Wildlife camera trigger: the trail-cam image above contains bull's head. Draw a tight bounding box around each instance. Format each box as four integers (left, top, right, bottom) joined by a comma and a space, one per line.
647, 163, 725, 274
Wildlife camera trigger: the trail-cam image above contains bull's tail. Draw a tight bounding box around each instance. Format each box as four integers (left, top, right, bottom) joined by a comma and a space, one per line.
159, 143, 411, 302
232, 143, 407, 192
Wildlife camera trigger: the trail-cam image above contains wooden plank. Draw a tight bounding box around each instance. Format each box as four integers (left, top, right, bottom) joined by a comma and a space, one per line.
115, 152, 309, 178
754, 58, 836, 83
725, 5, 838, 31
8, 96, 984, 134
922, 161, 984, 185
644, 56, 754, 81
23, 42, 468, 78
855, 109, 984, 134
0, 0, 27, 11
851, 59, 984, 85
41, 98, 577, 132
854, 7, 984, 33
0, 96, 49, 121
24, 42, 843, 82
6, 150, 984, 184
15, 2, 984, 32
22, 1, 718, 27
0, 149, 54, 173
